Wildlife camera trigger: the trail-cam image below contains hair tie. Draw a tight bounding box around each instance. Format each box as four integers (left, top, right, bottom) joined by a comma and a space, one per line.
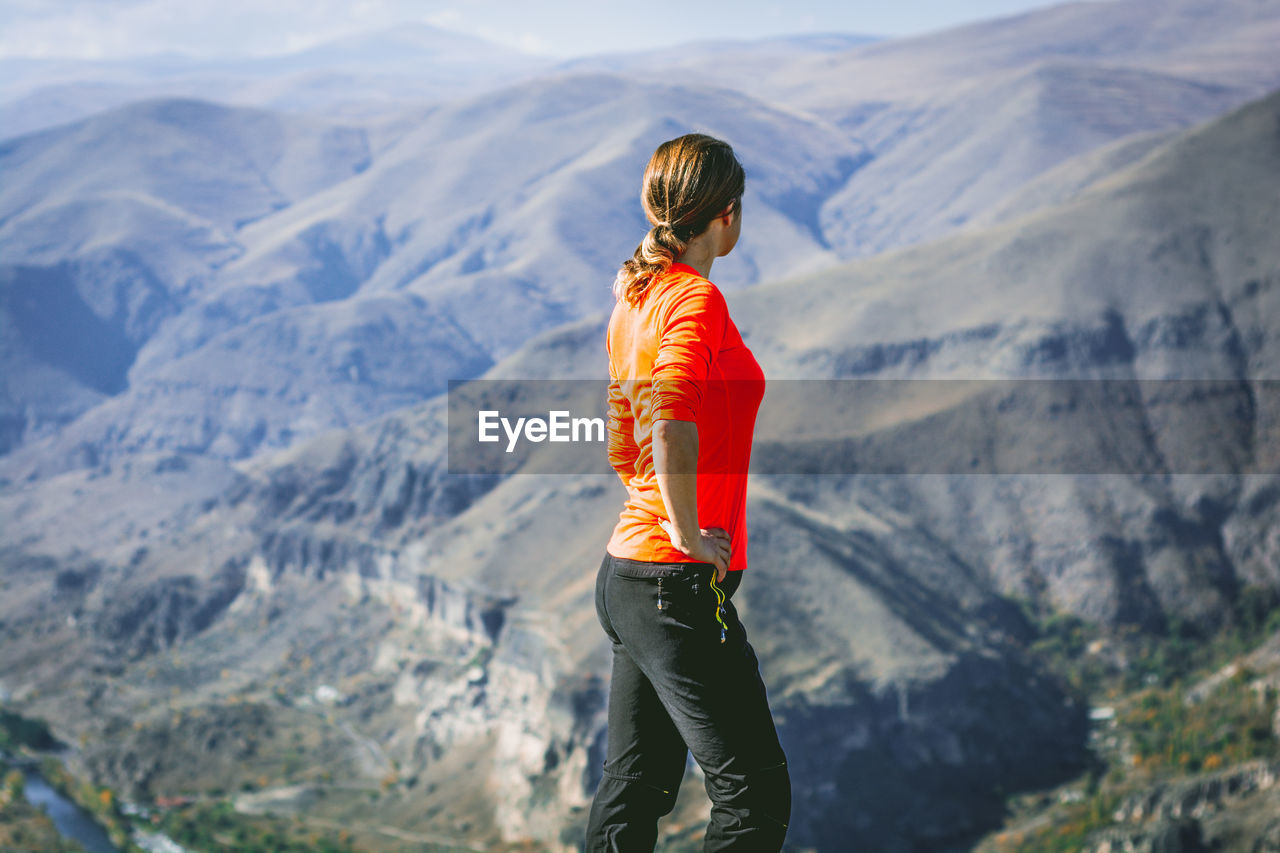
657, 221, 690, 241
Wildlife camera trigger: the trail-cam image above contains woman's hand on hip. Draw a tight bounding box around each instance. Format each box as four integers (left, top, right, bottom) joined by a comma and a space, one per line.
661, 521, 730, 581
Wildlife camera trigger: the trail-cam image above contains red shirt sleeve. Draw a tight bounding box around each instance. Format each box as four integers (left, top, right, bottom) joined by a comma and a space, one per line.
606, 358, 640, 485
651, 282, 727, 422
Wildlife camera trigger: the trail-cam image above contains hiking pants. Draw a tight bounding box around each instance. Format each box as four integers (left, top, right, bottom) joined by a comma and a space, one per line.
585, 552, 791, 851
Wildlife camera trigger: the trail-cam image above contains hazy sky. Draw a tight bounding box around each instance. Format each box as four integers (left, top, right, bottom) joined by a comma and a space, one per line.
0, 0, 1082, 60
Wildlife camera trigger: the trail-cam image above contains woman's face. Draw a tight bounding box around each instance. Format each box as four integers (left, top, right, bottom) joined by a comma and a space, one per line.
718, 197, 742, 258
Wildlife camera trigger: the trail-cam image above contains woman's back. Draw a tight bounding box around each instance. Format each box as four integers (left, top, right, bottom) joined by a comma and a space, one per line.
605, 262, 764, 574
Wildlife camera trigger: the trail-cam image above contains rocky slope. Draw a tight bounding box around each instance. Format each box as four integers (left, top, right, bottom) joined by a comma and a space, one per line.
3, 81, 1278, 853
4, 3, 1280, 851
7, 0, 1280, 479
708, 0, 1280, 257
0, 98, 375, 456
0, 75, 862, 478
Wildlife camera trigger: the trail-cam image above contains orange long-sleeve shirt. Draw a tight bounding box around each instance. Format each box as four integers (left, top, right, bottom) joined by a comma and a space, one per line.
605, 262, 765, 574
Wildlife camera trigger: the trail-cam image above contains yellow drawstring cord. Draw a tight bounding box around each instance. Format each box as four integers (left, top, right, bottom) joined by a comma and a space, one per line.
709, 571, 728, 643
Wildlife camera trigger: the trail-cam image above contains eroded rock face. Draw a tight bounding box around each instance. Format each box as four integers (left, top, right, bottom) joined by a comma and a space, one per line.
87, 702, 278, 799
780, 654, 1088, 851
3, 19, 1280, 853
1256, 817, 1280, 853
1090, 818, 1209, 853
92, 560, 247, 658
1112, 762, 1280, 826
1086, 761, 1280, 853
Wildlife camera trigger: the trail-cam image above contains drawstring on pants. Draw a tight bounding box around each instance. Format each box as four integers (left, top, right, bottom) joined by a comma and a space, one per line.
709, 572, 728, 644
654, 570, 729, 643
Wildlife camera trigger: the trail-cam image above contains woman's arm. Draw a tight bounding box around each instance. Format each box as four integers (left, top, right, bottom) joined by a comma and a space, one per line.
653, 418, 730, 580
606, 375, 640, 488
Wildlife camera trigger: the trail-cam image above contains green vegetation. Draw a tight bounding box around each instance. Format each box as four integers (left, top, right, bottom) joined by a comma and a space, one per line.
1023, 585, 1280, 697
465, 645, 493, 670
0, 706, 144, 853
159, 800, 361, 852
1124, 672, 1279, 775
987, 789, 1123, 853
981, 586, 1280, 852
33, 755, 145, 853
0, 755, 137, 853
0, 791, 92, 852
155, 798, 475, 852
0, 707, 59, 751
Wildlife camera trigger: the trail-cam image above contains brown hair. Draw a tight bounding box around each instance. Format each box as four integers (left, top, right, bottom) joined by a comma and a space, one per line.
613, 133, 745, 305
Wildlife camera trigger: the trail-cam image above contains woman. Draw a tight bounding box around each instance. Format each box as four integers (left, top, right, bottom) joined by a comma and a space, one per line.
586, 133, 791, 851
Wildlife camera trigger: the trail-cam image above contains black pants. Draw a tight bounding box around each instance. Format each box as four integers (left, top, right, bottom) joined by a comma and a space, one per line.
585, 552, 790, 851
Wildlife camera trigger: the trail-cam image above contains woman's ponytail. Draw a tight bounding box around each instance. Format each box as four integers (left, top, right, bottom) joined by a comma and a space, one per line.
613, 134, 744, 306
613, 222, 690, 305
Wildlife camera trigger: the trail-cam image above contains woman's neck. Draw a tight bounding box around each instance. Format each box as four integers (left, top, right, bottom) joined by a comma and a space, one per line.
676, 240, 715, 279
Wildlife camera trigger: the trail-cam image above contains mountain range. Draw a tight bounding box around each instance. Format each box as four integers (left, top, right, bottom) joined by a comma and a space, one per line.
2, 1, 1280, 850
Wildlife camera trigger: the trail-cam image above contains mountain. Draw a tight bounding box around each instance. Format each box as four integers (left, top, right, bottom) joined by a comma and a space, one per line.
816, 62, 1246, 257
3, 75, 1277, 853
551, 31, 879, 79
4, 1, 1280, 849
0, 98, 372, 455
734, 83, 1280, 631
250, 23, 543, 74
8, 0, 1280, 478
723, 0, 1280, 258
0, 74, 864, 478
0, 24, 552, 139
756, 0, 1280, 114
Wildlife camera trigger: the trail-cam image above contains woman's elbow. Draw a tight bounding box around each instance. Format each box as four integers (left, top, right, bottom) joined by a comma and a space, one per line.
653, 418, 696, 441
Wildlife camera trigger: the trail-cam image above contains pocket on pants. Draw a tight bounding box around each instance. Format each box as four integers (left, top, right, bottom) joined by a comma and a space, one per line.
595, 553, 619, 642
656, 570, 706, 621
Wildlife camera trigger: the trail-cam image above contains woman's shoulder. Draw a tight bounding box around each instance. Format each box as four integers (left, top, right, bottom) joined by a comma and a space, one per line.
660, 275, 726, 324
652, 265, 724, 306
663, 262, 716, 289
613, 265, 727, 332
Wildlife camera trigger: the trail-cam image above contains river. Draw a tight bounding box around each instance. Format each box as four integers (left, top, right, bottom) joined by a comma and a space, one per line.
18, 763, 121, 853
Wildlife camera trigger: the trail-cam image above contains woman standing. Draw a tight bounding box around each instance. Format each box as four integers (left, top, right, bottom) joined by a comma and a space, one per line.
586, 133, 791, 851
